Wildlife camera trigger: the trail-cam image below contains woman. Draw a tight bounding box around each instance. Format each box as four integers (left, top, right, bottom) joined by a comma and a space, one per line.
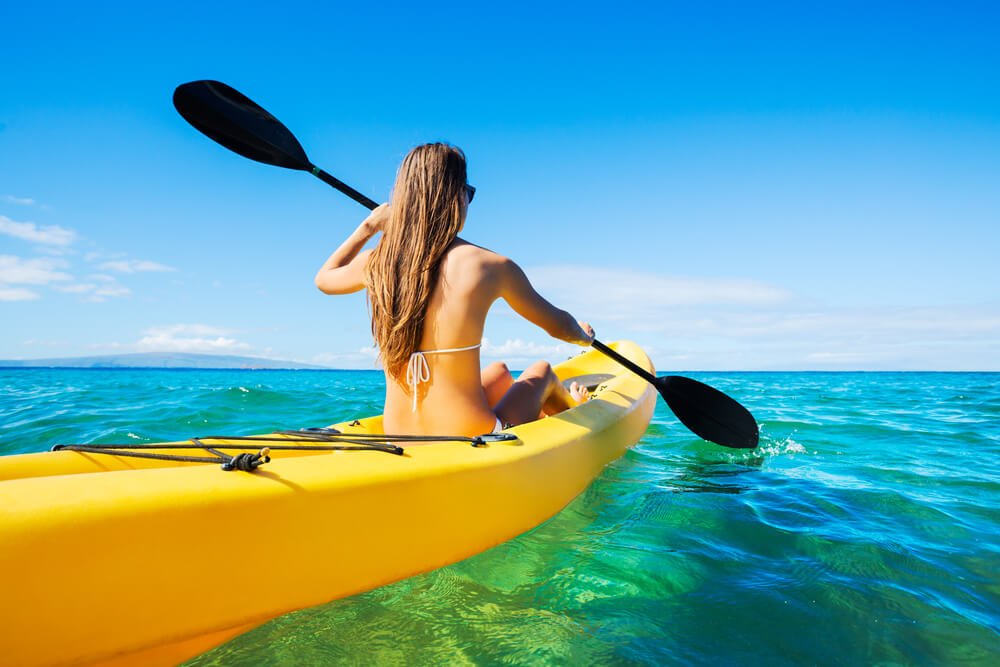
315, 143, 594, 436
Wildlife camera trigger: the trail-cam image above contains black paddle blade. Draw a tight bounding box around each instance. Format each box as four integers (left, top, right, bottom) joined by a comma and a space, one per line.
173, 80, 310, 171
656, 375, 759, 449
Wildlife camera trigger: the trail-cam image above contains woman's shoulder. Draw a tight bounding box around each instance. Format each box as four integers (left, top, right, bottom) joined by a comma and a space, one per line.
446, 238, 509, 269
442, 238, 515, 287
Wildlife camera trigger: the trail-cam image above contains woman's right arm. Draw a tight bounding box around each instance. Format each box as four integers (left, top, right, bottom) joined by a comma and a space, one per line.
497, 258, 594, 345
314, 204, 388, 295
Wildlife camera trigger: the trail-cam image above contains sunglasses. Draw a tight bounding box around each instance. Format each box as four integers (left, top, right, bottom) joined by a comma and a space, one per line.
465, 184, 476, 203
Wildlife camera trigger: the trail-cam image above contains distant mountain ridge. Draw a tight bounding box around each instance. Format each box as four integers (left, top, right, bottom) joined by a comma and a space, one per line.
0, 353, 329, 370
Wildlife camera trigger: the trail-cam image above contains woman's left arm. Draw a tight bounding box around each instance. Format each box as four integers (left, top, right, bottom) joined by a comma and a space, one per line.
314, 205, 387, 294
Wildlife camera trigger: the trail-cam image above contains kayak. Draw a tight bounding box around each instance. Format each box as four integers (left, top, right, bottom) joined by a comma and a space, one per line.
0, 340, 656, 666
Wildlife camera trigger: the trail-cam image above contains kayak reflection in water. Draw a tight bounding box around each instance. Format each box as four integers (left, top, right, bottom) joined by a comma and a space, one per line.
314, 143, 594, 437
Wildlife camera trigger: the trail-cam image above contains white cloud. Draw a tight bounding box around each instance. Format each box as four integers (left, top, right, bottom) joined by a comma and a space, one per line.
135, 324, 251, 354
805, 351, 877, 363
147, 324, 230, 337
53, 283, 98, 294
628, 304, 1000, 370
50, 274, 132, 301
311, 346, 380, 368
525, 265, 790, 322
495, 264, 999, 369
93, 284, 132, 299
23, 338, 66, 347
0, 215, 76, 246
482, 337, 578, 360
0, 255, 72, 285
2, 195, 35, 206
0, 218, 176, 302
97, 259, 176, 273
0, 286, 39, 301
633, 306, 1000, 341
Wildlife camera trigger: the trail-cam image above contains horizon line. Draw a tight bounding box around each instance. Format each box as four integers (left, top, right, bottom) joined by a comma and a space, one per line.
1, 366, 997, 374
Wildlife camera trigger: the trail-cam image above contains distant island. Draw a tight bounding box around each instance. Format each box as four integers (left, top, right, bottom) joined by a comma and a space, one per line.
0, 353, 330, 370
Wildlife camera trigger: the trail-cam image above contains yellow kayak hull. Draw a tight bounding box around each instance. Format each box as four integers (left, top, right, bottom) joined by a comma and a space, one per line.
0, 341, 656, 666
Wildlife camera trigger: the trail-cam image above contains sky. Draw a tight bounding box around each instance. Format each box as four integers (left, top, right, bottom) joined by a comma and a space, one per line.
1, 1, 998, 370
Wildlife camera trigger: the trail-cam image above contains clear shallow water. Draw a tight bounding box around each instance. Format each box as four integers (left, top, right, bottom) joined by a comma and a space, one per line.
2, 369, 998, 664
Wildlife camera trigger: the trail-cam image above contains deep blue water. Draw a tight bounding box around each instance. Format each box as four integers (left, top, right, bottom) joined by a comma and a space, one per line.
1, 369, 998, 665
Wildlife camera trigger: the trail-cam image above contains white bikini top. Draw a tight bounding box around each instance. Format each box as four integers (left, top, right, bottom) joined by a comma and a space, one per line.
405, 343, 481, 411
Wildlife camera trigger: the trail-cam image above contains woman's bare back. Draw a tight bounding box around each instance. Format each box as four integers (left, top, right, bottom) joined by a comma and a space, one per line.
381, 239, 502, 435
315, 205, 595, 438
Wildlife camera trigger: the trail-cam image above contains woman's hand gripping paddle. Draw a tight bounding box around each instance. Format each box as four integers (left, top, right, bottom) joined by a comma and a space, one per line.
173, 80, 760, 449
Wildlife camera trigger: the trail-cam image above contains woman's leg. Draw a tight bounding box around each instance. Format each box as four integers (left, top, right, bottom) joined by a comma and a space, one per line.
494, 360, 588, 427
481, 361, 514, 409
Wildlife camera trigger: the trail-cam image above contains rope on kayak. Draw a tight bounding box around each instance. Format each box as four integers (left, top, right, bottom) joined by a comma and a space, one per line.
51, 427, 520, 472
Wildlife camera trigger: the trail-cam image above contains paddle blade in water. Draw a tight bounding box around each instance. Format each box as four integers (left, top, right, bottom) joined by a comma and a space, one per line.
173, 80, 310, 171
656, 375, 759, 449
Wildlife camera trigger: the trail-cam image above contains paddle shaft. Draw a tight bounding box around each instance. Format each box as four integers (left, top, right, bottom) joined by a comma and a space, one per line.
591, 339, 657, 384
310, 166, 379, 209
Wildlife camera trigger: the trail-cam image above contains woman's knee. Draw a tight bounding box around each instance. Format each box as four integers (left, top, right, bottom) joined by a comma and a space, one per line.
482, 361, 513, 387
482, 361, 514, 408
527, 359, 552, 373
483, 361, 511, 378
520, 360, 556, 384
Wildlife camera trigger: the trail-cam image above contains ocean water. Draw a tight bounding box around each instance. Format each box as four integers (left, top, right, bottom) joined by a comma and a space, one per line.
1, 369, 998, 665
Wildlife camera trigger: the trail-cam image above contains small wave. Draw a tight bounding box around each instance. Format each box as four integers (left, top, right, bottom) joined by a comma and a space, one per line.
759, 435, 807, 456
719, 430, 811, 465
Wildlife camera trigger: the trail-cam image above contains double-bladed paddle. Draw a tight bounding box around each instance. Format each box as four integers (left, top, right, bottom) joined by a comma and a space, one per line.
173, 79, 760, 449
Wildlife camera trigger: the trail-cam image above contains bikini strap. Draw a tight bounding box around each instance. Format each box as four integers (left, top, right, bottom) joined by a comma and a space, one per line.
405, 343, 481, 412
419, 343, 481, 355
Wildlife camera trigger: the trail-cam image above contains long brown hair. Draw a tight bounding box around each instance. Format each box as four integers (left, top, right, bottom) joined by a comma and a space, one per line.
367, 143, 469, 380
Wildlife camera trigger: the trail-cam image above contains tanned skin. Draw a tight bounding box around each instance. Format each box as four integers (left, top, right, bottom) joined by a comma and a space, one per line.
316, 203, 593, 436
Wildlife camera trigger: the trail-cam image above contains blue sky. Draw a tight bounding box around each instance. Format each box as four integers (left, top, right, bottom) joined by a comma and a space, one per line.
2, 1, 998, 370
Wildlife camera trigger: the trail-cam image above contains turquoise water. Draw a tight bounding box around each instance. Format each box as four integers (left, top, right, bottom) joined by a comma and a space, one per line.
2, 369, 998, 664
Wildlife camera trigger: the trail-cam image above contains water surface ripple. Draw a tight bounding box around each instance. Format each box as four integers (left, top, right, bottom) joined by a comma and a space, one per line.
2, 369, 997, 664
